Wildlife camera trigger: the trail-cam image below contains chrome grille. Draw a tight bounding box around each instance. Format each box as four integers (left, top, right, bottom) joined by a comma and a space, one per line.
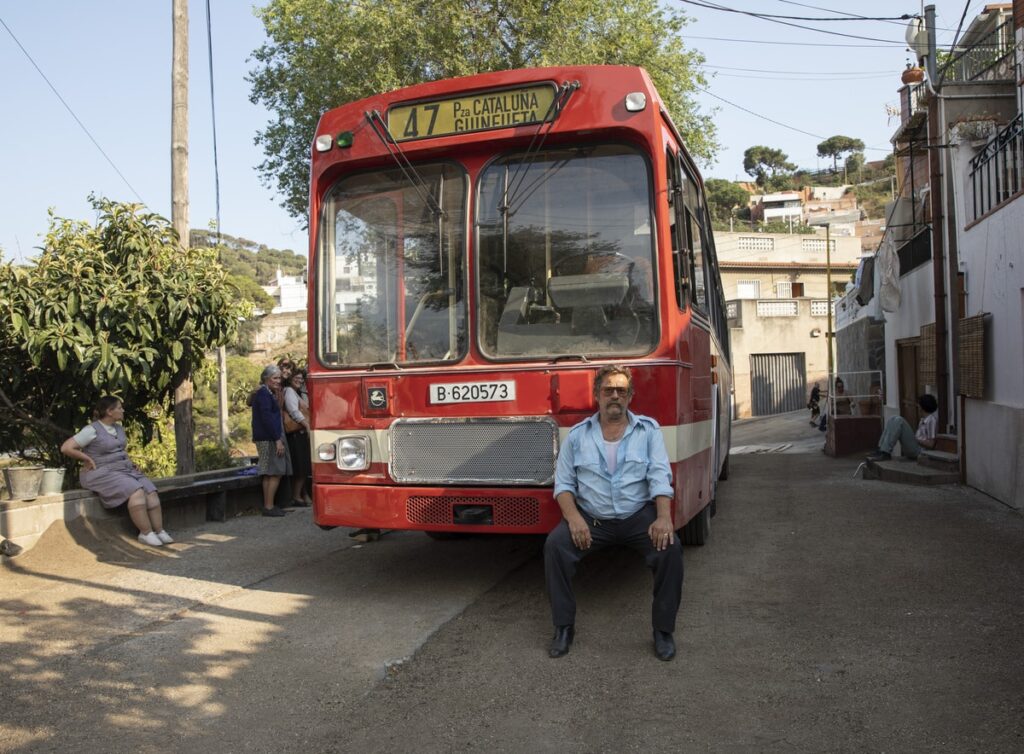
389, 417, 558, 485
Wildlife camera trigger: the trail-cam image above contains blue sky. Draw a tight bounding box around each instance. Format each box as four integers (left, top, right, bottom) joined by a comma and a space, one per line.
1, 2, 975, 264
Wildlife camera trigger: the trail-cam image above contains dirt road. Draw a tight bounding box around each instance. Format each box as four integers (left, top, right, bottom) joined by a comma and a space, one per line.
3, 412, 1023, 752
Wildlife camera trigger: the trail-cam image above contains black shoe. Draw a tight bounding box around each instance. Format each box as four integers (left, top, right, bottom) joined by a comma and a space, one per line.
290, 499, 310, 508
548, 625, 575, 658
653, 629, 676, 661
262, 506, 286, 517
866, 450, 892, 462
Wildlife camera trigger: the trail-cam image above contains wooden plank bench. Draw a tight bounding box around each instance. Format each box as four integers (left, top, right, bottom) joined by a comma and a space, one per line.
1, 467, 263, 555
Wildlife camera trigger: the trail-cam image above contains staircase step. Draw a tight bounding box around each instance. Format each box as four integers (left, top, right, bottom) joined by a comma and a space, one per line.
934, 433, 958, 454
917, 449, 959, 472
863, 458, 959, 486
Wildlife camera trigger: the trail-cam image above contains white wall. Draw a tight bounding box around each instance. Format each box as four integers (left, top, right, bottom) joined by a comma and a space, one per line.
882, 264, 935, 416
949, 137, 1024, 508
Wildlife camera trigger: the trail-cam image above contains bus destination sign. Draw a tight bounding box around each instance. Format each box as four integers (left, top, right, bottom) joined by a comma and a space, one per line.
388, 84, 556, 142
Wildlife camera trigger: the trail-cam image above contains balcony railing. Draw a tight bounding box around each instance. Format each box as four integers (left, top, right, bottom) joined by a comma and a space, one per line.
940, 20, 1014, 83
969, 113, 1024, 220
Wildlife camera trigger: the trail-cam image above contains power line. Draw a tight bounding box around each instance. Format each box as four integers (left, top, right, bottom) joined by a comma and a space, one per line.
775, 0, 967, 34
694, 84, 892, 152
684, 0, 912, 22
707, 63, 894, 74
681, 33, 903, 47
711, 70, 894, 81
679, 0, 905, 43
0, 14, 144, 203
204, 0, 222, 243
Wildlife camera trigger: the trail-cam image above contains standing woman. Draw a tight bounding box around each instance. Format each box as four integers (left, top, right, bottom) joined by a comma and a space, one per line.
252, 364, 292, 517
283, 369, 313, 507
61, 396, 173, 547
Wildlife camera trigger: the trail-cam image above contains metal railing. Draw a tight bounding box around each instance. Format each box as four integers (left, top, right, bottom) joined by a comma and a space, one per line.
969, 113, 1024, 221
940, 20, 1015, 83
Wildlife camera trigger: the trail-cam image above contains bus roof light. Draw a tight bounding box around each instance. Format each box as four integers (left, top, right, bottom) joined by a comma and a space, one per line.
315, 134, 333, 152
624, 92, 646, 112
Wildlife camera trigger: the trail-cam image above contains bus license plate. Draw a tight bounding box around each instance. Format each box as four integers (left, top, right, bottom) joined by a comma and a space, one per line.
429, 381, 516, 405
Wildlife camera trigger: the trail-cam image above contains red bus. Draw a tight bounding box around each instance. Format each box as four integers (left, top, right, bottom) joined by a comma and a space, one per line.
306, 65, 731, 544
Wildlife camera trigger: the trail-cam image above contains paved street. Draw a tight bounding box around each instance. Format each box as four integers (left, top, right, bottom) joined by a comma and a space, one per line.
2, 411, 1023, 752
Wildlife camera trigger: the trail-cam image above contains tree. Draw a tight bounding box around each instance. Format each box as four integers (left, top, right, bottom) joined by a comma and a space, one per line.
250, 0, 718, 220
816, 135, 865, 175
0, 198, 250, 470
743, 146, 796, 191
705, 179, 750, 223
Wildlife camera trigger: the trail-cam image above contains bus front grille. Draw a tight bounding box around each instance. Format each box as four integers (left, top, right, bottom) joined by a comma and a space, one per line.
389, 417, 558, 485
407, 495, 540, 526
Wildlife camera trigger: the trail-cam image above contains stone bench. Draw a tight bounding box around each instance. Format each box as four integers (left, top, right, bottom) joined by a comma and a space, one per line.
0, 467, 263, 555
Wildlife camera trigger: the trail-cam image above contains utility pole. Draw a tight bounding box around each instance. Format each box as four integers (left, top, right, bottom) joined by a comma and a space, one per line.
825, 223, 834, 380
171, 0, 195, 475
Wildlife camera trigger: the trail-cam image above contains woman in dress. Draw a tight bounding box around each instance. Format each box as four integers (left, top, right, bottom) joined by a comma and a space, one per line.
282, 369, 313, 507
60, 396, 172, 547
252, 364, 292, 517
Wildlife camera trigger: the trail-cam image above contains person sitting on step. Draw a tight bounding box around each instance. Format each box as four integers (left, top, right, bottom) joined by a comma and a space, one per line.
866, 394, 938, 462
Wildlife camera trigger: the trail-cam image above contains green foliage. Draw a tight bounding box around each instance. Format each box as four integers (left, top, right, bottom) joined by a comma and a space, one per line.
190, 229, 305, 283
742, 146, 796, 190
193, 355, 264, 448
758, 220, 816, 235
250, 0, 719, 220
0, 198, 251, 469
705, 179, 750, 223
816, 135, 865, 174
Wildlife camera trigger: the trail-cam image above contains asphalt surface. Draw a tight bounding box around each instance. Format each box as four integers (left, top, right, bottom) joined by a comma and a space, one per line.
2, 411, 1023, 752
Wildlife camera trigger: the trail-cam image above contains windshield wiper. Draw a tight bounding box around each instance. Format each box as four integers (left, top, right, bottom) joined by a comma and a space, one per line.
365, 110, 445, 218
500, 80, 580, 217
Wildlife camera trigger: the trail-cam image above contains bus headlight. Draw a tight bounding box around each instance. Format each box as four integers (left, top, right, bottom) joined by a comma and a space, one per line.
317, 443, 336, 461
338, 436, 370, 471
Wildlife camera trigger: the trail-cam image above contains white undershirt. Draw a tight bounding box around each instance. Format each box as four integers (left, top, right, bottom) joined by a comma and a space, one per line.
73, 422, 118, 448
603, 438, 621, 475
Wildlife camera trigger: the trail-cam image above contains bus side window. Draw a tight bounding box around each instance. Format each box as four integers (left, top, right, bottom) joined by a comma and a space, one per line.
667, 149, 688, 310
681, 162, 708, 313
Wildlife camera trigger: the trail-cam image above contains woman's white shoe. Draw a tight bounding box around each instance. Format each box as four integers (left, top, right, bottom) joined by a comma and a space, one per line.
155, 530, 174, 544
138, 531, 164, 547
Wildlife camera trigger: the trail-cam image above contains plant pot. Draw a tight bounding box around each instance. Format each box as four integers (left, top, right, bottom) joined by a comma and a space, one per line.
39, 468, 66, 495
902, 67, 924, 84
3, 466, 44, 501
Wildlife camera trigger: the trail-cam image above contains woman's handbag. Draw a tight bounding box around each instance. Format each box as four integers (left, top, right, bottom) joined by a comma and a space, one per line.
284, 404, 310, 434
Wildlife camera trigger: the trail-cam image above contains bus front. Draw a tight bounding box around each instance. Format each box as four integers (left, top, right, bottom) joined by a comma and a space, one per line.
308, 67, 679, 536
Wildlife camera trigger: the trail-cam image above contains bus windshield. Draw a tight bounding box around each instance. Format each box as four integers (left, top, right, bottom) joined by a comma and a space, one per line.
317, 163, 467, 367
477, 145, 657, 359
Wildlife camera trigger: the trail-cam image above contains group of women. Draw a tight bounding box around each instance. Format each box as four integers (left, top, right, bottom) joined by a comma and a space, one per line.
59, 357, 314, 547
251, 358, 313, 517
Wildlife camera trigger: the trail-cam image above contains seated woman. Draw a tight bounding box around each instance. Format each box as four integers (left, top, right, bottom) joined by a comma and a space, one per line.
61, 396, 173, 547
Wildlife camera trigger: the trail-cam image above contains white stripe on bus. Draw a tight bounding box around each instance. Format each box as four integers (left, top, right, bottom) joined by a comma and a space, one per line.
311, 421, 713, 468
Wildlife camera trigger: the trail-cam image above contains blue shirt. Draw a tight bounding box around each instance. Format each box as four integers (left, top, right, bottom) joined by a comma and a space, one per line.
554, 410, 674, 520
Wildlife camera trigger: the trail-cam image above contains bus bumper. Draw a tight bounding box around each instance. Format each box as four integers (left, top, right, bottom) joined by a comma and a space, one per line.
314, 484, 562, 535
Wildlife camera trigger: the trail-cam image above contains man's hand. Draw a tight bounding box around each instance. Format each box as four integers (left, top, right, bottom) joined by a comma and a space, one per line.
567, 512, 592, 550
648, 513, 675, 551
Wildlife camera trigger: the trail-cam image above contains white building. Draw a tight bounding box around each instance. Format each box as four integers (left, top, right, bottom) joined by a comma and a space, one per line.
863, 1, 1022, 508
261, 268, 308, 313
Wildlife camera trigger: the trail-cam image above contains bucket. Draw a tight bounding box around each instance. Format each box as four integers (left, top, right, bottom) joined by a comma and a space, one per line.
3, 466, 44, 501
39, 468, 66, 495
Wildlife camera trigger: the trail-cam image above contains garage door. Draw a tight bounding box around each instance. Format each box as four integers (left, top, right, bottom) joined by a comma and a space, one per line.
750, 352, 807, 416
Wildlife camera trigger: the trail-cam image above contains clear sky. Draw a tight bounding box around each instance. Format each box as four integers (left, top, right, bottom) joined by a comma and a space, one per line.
0, 1, 977, 265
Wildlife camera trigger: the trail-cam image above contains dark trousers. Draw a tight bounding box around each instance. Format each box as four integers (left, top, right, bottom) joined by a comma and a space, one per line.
544, 504, 683, 633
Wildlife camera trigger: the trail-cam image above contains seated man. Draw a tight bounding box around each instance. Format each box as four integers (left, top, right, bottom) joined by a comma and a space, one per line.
866, 394, 938, 461
544, 365, 682, 662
